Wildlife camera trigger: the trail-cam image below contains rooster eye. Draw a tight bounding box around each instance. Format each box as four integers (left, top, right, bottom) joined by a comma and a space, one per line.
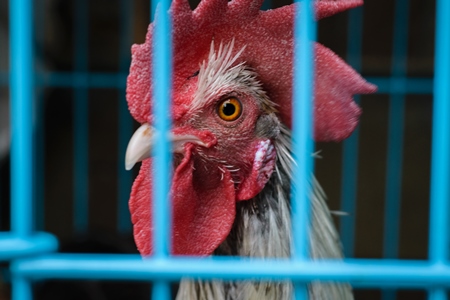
217, 97, 242, 121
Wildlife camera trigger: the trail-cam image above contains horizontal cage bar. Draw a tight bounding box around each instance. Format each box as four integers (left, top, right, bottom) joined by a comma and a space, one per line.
11, 255, 450, 288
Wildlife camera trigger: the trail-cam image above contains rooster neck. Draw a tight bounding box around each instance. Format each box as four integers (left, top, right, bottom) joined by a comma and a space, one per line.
214, 137, 293, 258
176, 127, 353, 300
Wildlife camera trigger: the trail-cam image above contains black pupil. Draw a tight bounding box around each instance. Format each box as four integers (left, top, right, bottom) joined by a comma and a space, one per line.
222, 102, 236, 116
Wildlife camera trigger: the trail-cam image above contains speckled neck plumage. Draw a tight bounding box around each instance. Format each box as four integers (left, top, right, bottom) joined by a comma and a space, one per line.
176, 127, 353, 300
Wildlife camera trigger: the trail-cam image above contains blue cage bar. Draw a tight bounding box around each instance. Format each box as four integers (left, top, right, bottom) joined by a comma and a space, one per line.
1, 0, 450, 300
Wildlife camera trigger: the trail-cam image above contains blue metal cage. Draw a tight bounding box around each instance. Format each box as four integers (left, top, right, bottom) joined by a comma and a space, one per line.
0, 0, 449, 299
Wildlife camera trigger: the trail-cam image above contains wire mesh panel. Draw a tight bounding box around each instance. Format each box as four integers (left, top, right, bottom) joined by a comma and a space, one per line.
0, 0, 449, 300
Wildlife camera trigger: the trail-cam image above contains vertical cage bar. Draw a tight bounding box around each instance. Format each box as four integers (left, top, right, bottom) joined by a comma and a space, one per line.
383, 0, 408, 260
381, 102, 405, 300
150, 0, 172, 297
117, 0, 134, 235
12, 276, 32, 300
340, 6, 364, 258
73, 0, 89, 235
152, 281, 171, 300
294, 283, 309, 300
381, 96, 405, 300
292, 0, 316, 260
9, 9, 34, 300
152, 0, 172, 260
428, 0, 450, 265
381, 2, 409, 298
9, 0, 34, 236
382, 95, 405, 259
292, 0, 316, 261
292, 0, 316, 298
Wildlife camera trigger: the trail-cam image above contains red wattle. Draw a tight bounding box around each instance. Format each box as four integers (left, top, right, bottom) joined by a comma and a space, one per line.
129, 145, 236, 256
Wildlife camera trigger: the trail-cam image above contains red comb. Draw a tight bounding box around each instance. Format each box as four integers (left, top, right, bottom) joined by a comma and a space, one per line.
127, 0, 376, 141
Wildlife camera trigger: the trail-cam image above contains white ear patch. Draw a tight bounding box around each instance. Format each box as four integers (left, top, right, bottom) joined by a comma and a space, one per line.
236, 139, 277, 201
254, 140, 277, 187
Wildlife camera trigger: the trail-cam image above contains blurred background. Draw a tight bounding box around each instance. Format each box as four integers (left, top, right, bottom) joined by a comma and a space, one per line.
0, 0, 436, 299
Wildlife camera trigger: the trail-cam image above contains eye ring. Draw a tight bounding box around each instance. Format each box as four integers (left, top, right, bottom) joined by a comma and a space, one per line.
217, 97, 242, 121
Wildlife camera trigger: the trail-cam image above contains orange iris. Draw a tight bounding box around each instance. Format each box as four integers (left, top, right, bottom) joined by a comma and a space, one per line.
217, 97, 242, 121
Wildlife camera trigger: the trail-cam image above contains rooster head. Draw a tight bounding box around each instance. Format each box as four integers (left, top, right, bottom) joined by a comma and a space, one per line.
125, 0, 376, 256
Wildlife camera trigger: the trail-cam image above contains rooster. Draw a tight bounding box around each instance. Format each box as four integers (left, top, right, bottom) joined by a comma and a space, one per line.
125, 0, 376, 299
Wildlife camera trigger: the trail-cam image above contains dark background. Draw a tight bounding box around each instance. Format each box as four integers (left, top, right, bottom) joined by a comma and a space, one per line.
0, 0, 436, 299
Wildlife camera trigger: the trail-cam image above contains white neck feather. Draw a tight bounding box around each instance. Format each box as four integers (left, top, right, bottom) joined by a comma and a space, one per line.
176, 127, 353, 300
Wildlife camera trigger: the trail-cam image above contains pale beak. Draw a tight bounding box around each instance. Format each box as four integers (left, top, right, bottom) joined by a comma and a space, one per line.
125, 123, 207, 170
